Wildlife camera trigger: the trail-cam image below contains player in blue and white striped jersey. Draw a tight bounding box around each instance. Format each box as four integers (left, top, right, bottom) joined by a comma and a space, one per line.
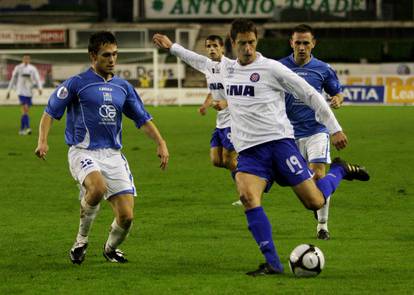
153, 19, 369, 276
35, 31, 169, 265
6, 55, 42, 135
279, 24, 345, 240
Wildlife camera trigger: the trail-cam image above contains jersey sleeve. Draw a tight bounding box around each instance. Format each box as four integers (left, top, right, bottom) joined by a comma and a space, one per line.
32, 66, 43, 90
123, 83, 152, 128
45, 77, 78, 120
272, 61, 342, 135
323, 66, 342, 96
170, 43, 217, 76
7, 66, 18, 91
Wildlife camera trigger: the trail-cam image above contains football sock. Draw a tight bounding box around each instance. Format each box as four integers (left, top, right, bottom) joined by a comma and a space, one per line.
20, 115, 26, 130
105, 219, 131, 253
316, 165, 346, 199
317, 198, 330, 227
76, 197, 100, 244
245, 207, 283, 271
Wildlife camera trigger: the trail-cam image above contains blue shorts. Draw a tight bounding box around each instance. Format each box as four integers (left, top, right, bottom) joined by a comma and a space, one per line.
19, 96, 32, 106
210, 127, 235, 151
236, 139, 313, 192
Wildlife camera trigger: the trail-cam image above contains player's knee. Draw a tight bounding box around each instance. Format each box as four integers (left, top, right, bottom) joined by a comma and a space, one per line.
118, 212, 134, 229
211, 158, 224, 168
303, 198, 324, 211
312, 171, 325, 181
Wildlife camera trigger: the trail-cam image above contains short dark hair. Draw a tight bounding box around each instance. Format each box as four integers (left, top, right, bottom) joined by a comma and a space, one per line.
88, 31, 117, 54
291, 24, 315, 37
205, 35, 224, 46
230, 19, 257, 41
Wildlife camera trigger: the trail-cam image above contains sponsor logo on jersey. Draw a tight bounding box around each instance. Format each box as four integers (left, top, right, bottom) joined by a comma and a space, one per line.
226, 84, 255, 97
227, 67, 235, 74
56, 86, 68, 99
103, 92, 113, 103
209, 82, 224, 90
99, 104, 117, 122
99, 87, 113, 92
250, 72, 260, 82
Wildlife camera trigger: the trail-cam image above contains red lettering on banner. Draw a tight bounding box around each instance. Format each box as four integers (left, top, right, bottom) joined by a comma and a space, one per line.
40, 30, 65, 43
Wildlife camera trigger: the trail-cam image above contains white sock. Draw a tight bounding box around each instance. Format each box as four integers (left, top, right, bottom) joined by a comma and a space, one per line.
105, 219, 131, 253
76, 198, 100, 244
317, 198, 330, 232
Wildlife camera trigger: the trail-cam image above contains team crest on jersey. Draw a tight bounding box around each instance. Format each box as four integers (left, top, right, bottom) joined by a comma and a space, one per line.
227, 67, 235, 74
250, 73, 260, 82
212, 66, 220, 74
56, 86, 68, 99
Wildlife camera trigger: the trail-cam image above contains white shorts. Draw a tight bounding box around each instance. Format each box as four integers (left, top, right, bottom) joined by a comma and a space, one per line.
295, 133, 331, 164
68, 146, 137, 200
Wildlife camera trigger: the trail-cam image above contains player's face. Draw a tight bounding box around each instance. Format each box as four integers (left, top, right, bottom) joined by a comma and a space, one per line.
232, 32, 257, 65
22, 55, 30, 65
205, 39, 223, 61
91, 43, 118, 79
290, 32, 315, 65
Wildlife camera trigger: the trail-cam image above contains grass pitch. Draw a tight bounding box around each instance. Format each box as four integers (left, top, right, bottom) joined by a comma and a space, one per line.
0, 105, 413, 294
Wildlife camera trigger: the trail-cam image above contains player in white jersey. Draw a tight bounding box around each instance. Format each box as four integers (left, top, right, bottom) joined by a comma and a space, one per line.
280, 24, 345, 240
6, 55, 43, 135
198, 35, 237, 172
35, 31, 169, 265
153, 19, 369, 276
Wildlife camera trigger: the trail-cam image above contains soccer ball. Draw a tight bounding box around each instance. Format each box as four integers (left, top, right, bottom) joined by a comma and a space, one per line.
289, 244, 325, 277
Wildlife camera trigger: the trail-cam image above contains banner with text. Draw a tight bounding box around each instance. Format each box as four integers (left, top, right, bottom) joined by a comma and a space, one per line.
0, 29, 66, 44
386, 85, 414, 104
145, 0, 367, 19
343, 86, 385, 104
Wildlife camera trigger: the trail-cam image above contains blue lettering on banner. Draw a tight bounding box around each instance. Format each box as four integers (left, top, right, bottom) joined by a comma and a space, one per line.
342, 86, 384, 103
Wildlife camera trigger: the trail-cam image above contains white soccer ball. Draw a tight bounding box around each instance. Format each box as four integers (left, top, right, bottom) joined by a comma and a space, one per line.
288, 244, 325, 277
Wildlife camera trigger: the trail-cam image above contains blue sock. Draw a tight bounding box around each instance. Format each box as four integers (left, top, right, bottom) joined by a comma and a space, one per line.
245, 207, 283, 271
26, 114, 30, 129
316, 164, 346, 199
20, 115, 26, 130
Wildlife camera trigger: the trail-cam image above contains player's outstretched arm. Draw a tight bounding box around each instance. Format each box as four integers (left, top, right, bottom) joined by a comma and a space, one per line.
329, 93, 344, 109
35, 112, 54, 160
153, 33, 214, 75
141, 120, 169, 170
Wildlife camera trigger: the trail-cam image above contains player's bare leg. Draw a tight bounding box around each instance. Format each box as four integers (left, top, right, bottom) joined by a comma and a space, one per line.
210, 146, 225, 168
236, 172, 284, 275
310, 163, 331, 240
70, 171, 106, 265
222, 149, 237, 171
103, 194, 134, 263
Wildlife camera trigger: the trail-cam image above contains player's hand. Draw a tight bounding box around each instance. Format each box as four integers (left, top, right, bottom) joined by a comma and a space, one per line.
331, 131, 348, 150
6, 92, 10, 100
35, 143, 49, 160
329, 95, 343, 109
211, 99, 228, 111
153, 34, 173, 50
157, 140, 169, 170
199, 105, 208, 115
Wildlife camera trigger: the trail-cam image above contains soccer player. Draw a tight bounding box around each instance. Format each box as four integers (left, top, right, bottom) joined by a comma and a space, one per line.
279, 24, 344, 240
153, 19, 369, 276
6, 54, 43, 135
35, 31, 169, 265
198, 35, 237, 172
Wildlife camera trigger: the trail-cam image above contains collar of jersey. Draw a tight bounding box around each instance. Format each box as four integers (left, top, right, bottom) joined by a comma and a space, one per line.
88, 67, 114, 82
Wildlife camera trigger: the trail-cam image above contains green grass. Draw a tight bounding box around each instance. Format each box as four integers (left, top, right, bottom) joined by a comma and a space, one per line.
0, 105, 413, 294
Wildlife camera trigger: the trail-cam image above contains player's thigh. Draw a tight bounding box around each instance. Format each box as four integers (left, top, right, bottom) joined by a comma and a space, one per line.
210, 146, 223, 164
222, 148, 237, 168
83, 171, 107, 202
292, 178, 325, 210
235, 172, 267, 208
68, 147, 103, 188
108, 194, 134, 223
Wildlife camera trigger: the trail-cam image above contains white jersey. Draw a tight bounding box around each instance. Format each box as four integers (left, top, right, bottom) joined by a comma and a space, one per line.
205, 56, 231, 128
7, 63, 42, 97
171, 44, 342, 153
